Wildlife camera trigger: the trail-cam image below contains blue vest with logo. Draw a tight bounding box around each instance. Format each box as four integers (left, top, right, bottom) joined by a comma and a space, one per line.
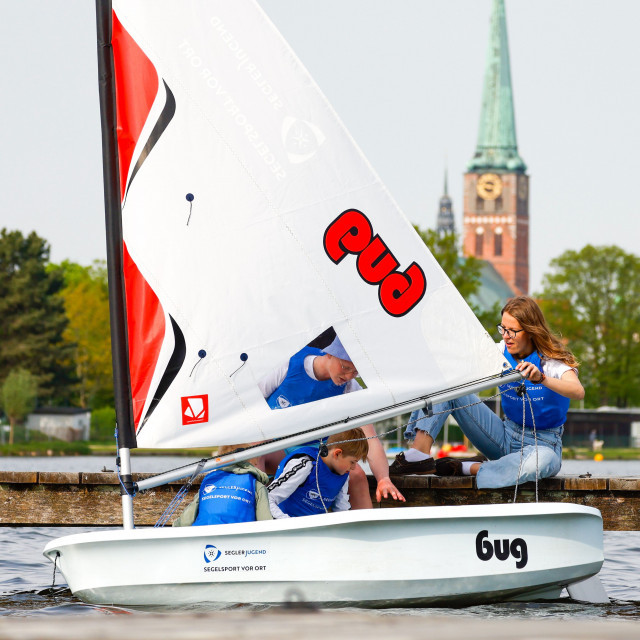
193, 469, 256, 526
274, 446, 348, 517
266, 347, 345, 410
499, 347, 570, 430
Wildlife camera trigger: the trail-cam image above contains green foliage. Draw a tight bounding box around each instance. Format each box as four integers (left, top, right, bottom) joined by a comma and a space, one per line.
413, 226, 497, 332
1, 368, 38, 444
0, 229, 75, 402
91, 406, 117, 442
537, 245, 640, 408
413, 226, 482, 300
56, 260, 113, 408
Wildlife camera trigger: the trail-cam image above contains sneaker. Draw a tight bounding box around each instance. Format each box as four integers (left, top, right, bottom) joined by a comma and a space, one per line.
435, 455, 486, 477
389, 452, 436, 475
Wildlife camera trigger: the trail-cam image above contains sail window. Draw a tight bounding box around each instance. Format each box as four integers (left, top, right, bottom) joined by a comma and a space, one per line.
258, 328, 365, 411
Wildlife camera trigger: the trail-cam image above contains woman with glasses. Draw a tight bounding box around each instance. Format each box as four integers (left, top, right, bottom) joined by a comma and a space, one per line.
390, 296, 585, 488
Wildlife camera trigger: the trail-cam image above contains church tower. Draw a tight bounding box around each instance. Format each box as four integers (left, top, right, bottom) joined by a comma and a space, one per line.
463, 0, 529, 294
436, 170, 455, 235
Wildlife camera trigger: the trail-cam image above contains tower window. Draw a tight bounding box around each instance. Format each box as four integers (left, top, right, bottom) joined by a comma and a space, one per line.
494, 227, 503, 256
475, 227, 484, 256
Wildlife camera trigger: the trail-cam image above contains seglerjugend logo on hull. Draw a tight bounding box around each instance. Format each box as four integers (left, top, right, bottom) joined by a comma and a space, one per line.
202, 544, 268, 573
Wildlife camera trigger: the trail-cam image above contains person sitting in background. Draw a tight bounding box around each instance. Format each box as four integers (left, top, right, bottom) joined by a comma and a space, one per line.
268, 428, 368, 518
173, 443, 272, 526
390, 296, 585, 488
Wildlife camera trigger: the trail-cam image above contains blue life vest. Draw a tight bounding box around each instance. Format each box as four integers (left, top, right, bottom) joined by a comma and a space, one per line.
192, 469, 256, 526
274, 446, 348, 517
266, 347, 345, 410
500, 347, 570, 430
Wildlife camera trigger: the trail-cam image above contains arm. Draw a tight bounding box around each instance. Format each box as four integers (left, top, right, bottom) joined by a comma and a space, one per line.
254, 482, 274, 521
257, 362, 289, 399
361, 423, 406, 503
172, 494, 199, 527
267, 458, 312, 519
515, 361, 585, 400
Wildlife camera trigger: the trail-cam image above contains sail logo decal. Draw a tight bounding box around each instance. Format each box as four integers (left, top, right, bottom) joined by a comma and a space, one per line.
204, 545, 221, 563
181, 395, 209, 425
323, 209, 426, 317
282, 117, 326, 164
475, 530, 528, 569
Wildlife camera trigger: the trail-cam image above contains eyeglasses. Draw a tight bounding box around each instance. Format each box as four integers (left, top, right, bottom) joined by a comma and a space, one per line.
497, 324, 524, 339
339, 361, 358, 376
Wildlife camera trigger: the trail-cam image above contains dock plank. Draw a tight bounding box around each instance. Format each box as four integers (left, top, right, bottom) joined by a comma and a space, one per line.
1, 472, 638, 529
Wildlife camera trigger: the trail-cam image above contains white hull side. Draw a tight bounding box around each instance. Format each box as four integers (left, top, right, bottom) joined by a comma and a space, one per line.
43, 503, 604, 608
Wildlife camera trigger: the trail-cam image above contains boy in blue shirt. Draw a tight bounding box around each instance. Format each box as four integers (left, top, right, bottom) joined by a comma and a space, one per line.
267, 428, 369, 518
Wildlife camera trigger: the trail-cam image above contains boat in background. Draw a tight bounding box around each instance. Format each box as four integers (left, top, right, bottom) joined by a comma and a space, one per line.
44, 0, 606, 607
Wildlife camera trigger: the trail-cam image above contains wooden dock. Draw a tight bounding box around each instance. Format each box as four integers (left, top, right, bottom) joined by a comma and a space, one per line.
1, 470, 638, 529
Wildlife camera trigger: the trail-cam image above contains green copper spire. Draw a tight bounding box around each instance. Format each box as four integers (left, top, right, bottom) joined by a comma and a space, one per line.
468, 0, 526, 172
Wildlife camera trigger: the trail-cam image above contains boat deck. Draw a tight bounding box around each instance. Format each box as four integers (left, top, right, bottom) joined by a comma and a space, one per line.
1, 470, 638, 529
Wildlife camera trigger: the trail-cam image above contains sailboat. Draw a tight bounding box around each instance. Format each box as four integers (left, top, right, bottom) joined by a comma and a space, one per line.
44, 0, 606, 607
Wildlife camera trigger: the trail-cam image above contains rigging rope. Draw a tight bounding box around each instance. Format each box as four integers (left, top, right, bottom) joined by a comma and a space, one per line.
154, 459, 207, 528
512, 383, 540, 503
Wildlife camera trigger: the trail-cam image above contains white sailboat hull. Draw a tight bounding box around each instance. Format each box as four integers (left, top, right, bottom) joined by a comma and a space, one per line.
44, 503, 604, 608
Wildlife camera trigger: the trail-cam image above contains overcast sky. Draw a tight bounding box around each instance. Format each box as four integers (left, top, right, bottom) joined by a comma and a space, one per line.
1, 0, 638, 294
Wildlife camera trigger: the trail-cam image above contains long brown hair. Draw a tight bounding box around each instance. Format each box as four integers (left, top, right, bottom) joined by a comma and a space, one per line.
501, 296, 579, 368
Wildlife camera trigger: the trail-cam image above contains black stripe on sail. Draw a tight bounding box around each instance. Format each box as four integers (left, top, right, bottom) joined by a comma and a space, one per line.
138, 315, 186, 434
124, 80, 176, 201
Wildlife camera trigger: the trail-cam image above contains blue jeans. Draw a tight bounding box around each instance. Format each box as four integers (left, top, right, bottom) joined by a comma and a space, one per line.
405, 394, 563, 489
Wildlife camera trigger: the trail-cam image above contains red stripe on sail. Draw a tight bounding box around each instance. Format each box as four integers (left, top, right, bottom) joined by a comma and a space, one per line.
112, 11, 159, 202
112, 12, 165, 430
123, 242, 166, 430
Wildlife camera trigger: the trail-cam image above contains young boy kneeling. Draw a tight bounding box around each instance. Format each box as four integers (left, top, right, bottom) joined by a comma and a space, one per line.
173, 443, 272, 527
268, 428, 368, 518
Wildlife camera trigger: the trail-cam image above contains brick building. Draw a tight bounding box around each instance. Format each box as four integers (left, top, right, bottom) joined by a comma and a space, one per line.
463, 0, 529, 295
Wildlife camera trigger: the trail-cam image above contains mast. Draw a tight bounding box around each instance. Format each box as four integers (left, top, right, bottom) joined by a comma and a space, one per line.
96, 0, 136, 528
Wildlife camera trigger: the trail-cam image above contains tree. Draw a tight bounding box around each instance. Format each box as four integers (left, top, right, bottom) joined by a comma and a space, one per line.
1, 368, 38, 445
413, 226, 499, 332
414, 226, 482, 300
537, 245, 640, 408
57, 260, 113, 408
0, 229, 75, 402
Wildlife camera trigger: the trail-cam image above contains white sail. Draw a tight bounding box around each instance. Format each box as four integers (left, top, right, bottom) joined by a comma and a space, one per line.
110, 0, 509, 449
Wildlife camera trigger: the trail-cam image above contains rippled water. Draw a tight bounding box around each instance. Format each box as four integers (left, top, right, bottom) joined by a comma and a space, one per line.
1, 457, 639, 618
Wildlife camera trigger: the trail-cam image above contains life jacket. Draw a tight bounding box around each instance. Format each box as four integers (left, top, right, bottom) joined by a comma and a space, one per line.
273, 446, 348, 517
500, 347, 570, 430
266, 347, 345, 409
192, 469, 256, 526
